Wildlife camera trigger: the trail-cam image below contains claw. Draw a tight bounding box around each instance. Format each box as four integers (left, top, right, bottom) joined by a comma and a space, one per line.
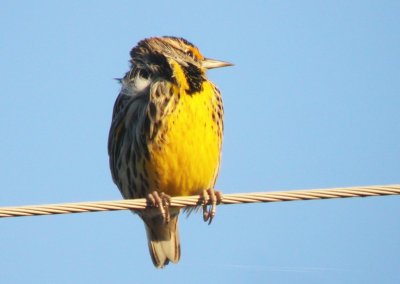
201, 189, 222, 224
146, 191, 171, 224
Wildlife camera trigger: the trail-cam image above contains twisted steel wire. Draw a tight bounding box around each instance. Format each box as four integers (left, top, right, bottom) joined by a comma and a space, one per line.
0, 184, 399, 218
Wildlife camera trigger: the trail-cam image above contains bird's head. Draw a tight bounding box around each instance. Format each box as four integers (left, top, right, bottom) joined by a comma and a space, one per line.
129, 36, 232, 77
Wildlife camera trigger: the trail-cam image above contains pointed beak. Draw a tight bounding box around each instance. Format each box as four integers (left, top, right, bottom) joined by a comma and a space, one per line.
202, 58, 233, 69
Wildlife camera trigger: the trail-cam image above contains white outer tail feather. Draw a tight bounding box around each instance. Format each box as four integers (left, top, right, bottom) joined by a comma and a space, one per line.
144, 214, 181, 268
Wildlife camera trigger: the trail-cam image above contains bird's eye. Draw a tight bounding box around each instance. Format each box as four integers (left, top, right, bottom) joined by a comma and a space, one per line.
187, 50, 195, 59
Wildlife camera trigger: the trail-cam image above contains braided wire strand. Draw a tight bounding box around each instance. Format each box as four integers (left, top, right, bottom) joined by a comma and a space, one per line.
0, 184, 399, 218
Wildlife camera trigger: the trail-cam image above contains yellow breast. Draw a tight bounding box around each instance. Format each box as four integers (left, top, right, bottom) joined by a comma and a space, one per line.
147, 80, 223, 197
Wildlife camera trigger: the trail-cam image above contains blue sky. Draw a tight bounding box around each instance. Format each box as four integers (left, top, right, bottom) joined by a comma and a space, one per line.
1, 1, 399, 283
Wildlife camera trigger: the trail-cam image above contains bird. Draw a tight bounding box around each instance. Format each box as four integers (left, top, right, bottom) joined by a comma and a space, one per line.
108, 36, 232, 268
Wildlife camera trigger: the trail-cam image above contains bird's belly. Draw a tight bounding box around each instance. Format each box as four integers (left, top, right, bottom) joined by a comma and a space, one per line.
147, 89, 222, 197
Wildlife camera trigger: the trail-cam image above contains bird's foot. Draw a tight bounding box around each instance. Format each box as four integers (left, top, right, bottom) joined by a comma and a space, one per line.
146, 191, 171, 224
200, 189, 222, 224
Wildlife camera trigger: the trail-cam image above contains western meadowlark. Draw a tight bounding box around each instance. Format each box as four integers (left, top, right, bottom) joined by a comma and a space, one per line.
108, 36, 231, 268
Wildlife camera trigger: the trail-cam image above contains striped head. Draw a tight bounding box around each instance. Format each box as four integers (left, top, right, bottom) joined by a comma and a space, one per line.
127, 37, 232, 93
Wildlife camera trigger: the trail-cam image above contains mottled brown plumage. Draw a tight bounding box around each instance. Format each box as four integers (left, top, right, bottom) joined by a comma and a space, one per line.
108, 36, 231, 268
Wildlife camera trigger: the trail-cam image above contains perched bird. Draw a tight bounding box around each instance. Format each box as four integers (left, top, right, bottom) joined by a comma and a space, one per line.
108, 36, 231, 268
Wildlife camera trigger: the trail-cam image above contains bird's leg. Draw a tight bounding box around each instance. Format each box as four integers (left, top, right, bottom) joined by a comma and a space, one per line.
146, 191, 171, 224
201, 189, 222, 224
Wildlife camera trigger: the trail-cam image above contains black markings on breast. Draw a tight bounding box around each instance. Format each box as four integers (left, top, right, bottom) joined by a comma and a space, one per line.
212, 112, 216, 122
181, 63, 205, 95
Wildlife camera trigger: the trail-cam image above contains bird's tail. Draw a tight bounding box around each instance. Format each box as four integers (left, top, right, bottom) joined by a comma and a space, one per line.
143, 210, 181, 268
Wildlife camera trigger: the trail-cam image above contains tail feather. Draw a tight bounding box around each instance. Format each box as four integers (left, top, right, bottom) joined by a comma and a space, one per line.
143, 213, 180, 268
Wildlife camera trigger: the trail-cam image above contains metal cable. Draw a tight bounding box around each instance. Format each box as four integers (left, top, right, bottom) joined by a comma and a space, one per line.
0, 184, 399, 218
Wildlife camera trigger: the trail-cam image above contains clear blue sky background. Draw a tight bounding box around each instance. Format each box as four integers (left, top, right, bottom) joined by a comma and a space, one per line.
1, 1, 399, 283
